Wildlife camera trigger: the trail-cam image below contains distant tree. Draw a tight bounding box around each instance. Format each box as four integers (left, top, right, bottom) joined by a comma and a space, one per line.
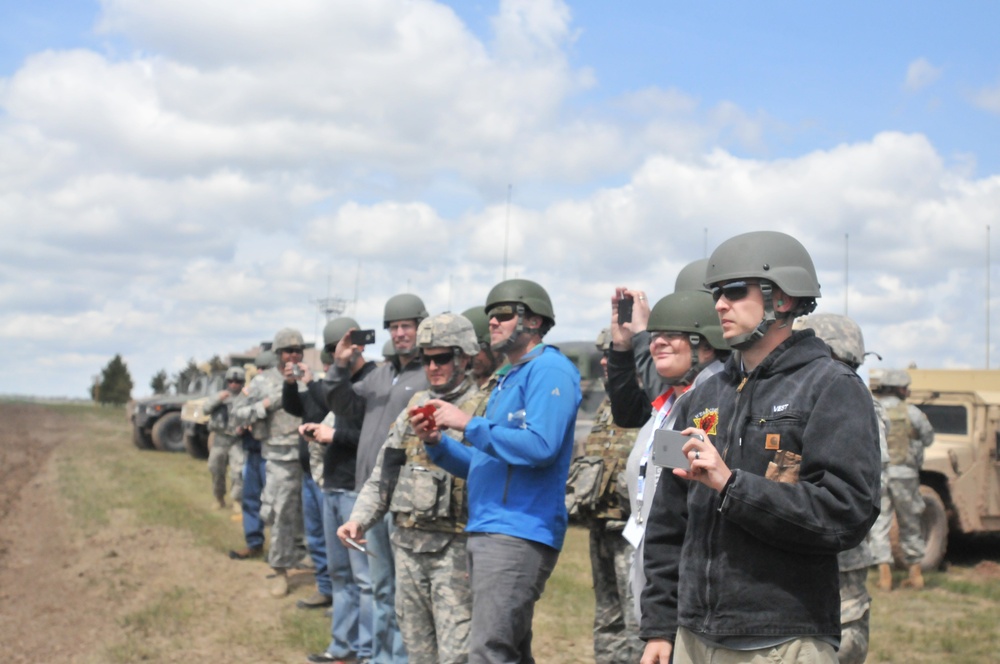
150, 370, 169, 394
208, 355, 228, 373
172, 359, 200, 394
97, 354, 134, 405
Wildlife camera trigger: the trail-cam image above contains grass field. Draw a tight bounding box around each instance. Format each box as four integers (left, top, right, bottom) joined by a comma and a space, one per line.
41, 403, 1000, 662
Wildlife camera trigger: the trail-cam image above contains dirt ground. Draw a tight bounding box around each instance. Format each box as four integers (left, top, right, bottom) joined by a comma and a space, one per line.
0, 403, 318, 663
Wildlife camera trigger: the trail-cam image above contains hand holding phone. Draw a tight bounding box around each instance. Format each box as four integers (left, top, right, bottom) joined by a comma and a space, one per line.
651, 429, 692, 469
617, 295, 634, 325
409, 404, 437, 431
350, 329, 376, 346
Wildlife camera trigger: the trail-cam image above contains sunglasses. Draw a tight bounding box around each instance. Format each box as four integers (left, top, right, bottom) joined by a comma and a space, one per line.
487, 304, 517, 323
228, 379, 245, 384
710, 280, 755, 303
422, 351, 455, 367
283, 346, 305, 354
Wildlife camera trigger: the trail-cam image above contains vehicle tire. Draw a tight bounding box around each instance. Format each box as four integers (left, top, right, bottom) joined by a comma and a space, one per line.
151, 412, 185, 453
890, 484, 948, 571
132, 424, 154, 450
184, 429, 209, 459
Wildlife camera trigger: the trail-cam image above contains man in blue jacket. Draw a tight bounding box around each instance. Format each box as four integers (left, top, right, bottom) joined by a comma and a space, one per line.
413, 278, 582, 664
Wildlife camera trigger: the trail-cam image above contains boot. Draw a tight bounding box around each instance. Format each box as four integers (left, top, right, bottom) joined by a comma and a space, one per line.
228, 545, 263, 560
877, 563, 893, 591
269, 568, 289, 597
904, 563, 925, 589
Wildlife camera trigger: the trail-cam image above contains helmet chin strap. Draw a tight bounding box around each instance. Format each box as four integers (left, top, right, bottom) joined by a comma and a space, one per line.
727, 281, 778, 351
665, 335, 707, 386
490, 303, 526, 354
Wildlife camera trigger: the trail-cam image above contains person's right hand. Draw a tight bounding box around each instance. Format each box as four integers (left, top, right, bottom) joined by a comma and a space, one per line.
337, 521, 366, 546
640, 639, 673, 664
299, 422, 334, 444
612, 287, 649, 350
334, 328, 362, 368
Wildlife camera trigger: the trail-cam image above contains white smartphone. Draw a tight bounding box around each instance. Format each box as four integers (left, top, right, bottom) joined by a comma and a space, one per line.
345, 538, 377, 558
651, 429, 692, 469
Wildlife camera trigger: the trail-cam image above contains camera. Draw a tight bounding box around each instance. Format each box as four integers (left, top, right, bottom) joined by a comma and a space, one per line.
350, 329, 377, 346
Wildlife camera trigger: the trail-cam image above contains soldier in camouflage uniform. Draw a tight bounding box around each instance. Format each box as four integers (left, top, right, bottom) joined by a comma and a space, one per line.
795, 313, 889, 664
233, 329, 307, 597
338, 313, 484, 664
566, 329, 643, 664
202, 366, 247, 509
869, 367, 935, 590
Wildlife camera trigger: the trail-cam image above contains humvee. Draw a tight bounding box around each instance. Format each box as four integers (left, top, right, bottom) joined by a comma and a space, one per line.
906, 369, 1000, 570
129, 367, 223, 454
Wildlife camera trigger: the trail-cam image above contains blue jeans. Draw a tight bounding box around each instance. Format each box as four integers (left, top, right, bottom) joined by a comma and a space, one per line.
303, 475, 331, 597
368, 513, 407, 664
241, 441, 266, 550
323, 489, 373, 659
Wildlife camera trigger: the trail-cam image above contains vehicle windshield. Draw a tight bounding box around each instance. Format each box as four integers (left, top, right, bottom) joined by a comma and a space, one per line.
915, 404, 967, 435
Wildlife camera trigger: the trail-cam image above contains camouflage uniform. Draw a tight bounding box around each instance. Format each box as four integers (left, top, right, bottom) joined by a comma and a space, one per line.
870, 393, 935, 566
570, 397, 642, 664
350, 377, 484, 664
233, 366, 305, 570
203, 387, 246, 505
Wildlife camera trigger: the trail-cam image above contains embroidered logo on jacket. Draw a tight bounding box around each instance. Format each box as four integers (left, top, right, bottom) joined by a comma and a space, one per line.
693, 408, 719, 436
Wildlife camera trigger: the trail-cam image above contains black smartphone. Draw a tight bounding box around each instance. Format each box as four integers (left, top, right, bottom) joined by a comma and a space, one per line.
651, 429, 691, 469
350, 329, 376, 345
617, 295, 634, 325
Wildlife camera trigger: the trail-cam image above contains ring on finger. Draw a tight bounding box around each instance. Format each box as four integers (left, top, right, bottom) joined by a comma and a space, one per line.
694, 450, 701, 460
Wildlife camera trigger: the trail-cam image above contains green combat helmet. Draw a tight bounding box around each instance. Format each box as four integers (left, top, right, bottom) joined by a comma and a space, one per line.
647, 289, 730, 385
484, 278, 554, 352
382, 339, 396, 360
324, 316, 361, 351
675, 258, 710, 293
794, 313, 867, 370
705, 230, 821, 349
383, 294, 428, 328
273, 328, 305, 352
595, 328, 612, 352
224, 366, 246, 383
461, 306, 491, 347
255, 350, 278, 370
319, 349, 334, 366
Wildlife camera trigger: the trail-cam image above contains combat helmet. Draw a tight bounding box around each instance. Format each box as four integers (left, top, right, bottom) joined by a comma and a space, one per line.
674, 258, 710, 293
595, 328, 612, 352
648, 290, 730, 385
869, 368, 911, 392
255, 350, 278, 370
485, 278, 554, 352
416, 313, 480, 356
323, 316, 360, 351
383, 294, 428, 329
794, 313, 866, 370
705, 230, 821, 349
461, 306, 491, 347
273, 328, 305, 352
224, 366, 246, 382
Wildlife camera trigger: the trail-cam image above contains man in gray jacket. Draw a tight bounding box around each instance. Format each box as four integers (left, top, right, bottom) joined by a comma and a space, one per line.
321, 294, 429, 664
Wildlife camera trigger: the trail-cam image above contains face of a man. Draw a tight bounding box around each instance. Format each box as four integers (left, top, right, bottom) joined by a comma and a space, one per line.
648, 332, 694, 380
712, 280, 764, 343
388, 319, 418, 355
471, 347, 495, 379
422, 347, 460, 389
280, 346, 304, 370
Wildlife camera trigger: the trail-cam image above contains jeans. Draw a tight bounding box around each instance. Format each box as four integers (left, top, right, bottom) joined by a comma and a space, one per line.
323, 489, 373, 659
368, 513, 408, 664
241, 442, 266, 550
303, 475, 331, 597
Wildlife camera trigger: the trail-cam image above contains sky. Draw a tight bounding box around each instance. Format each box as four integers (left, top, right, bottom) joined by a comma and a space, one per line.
2, 0, 1000, 398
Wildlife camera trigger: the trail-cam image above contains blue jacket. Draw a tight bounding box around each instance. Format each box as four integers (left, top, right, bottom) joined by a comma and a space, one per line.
426, 344, 581, 550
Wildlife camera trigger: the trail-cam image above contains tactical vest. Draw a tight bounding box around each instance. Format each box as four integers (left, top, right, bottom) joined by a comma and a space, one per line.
389, 383, 488, 533
567, 397, 640, 523
885, 401, 915, 467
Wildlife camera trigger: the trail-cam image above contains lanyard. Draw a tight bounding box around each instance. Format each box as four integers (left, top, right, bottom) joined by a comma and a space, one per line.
635, 388, 676, 524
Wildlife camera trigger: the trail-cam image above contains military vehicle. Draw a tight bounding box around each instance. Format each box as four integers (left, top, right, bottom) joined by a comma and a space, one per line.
130, 365, 224, 454
558, 340, 607, 456
905, 369, 1000, 570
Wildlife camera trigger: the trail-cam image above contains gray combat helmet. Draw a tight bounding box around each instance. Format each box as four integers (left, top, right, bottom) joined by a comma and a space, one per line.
255, 350, 278, 369
224, 366, 246, 382
417, 313, 480, 356
273, 327, 305, 352
648, 290, 730, 385
383, 293, 428, 329
869, 368, 912, 391
595, 328, 612, 351
674, 258, 710, 293
794, 313, 865, 369
461, 306, 491, 347
324, 316, 361, 349
706, 230, 820, 349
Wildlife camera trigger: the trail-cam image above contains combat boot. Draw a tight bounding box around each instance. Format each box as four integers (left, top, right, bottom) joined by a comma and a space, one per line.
228, 545, 263, 560
904, 563, 925, 589
877, 563, 893, 591
269, 568, 289, 597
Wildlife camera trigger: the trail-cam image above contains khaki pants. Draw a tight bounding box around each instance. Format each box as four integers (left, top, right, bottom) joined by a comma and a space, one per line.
674, 626, 837, 664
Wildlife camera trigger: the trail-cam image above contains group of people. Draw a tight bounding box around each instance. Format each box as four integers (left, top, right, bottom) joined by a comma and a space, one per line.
198, 229, 934, 664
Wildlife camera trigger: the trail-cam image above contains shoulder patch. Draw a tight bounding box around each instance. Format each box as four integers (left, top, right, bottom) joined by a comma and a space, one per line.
693, 408, 719, 436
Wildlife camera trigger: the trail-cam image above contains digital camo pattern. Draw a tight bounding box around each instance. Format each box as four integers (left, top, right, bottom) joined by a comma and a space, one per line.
231, 367, 301, 461
416, 313, 480, 356
394, 537, 472, 664
794, 313, 865, 367
263, 457, 304, 569
838, 568, 871, 664
577, 397, 640, 524
589, 528, 642, 664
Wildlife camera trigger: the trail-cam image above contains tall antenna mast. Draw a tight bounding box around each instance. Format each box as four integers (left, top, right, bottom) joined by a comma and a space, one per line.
503, 184, 512, 280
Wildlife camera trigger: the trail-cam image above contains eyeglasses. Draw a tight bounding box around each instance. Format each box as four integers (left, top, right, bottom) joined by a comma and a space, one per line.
650, 331, 688, 343
710, 280, 755, 303
227, 379, 245, 384
487, 304, 517, 323
422, 351, 455, 367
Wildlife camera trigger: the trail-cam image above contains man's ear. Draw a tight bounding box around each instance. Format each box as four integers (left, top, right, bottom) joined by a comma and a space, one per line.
773, 288, 795, 313
525, 314, 543, 330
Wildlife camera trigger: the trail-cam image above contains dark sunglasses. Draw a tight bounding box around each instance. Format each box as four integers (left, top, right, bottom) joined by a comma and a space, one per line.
487, 304, 517, 323
227, 379, 245, 384
283, 346, 305, 354
422, 351, 455, 367
710, 280, 755, 303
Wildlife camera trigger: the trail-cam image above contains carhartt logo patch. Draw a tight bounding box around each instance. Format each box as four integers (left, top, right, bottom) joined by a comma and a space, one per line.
551, 388, 560, 396
765, 434, 781, 450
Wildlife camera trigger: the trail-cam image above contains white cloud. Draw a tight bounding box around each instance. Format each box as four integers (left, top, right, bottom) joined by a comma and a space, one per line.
903, 57, 942, 92
971, 80, 1000, 114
